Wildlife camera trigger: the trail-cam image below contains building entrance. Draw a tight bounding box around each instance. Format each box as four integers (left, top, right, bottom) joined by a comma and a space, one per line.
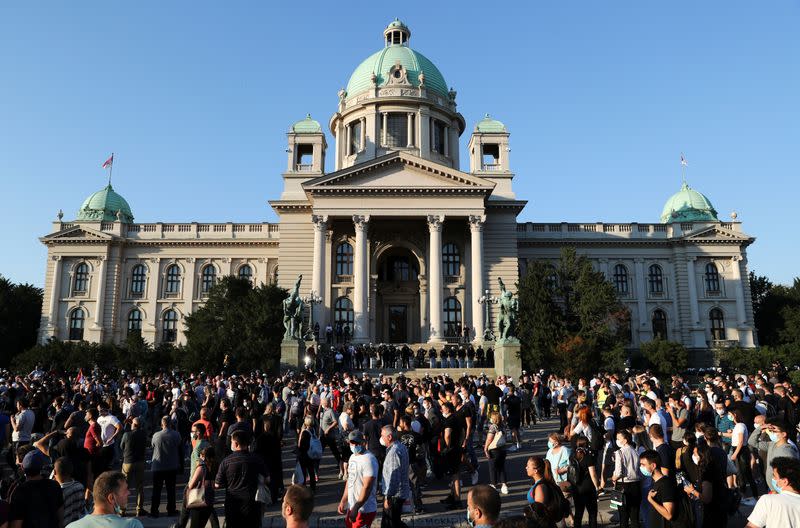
376, 246, 421, 343
388, 305, 408, 343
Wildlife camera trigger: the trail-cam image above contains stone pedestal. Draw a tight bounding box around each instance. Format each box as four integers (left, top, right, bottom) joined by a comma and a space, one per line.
280, 339, 305, 372
493, 340, 522, 381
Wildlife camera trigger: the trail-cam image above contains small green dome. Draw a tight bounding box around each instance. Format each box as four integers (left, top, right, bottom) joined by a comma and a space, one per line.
76, 184, 134, 222
345, 27, 448, 100
291, 114, 322, 134
386, 18, 408, 31
660, 182, 719, 223
475, 114, 507, 133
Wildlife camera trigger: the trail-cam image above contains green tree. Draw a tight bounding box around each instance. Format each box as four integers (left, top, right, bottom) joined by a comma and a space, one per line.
640, 339, 688, 377
183, 276, 286, 373
517, 247, 630, 376
0, 275, 44, 367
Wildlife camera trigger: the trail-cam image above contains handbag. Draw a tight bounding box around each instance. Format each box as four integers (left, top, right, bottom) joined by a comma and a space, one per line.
186, 468, 208, 509
308, 430, 323, 460
609, 485, 626, 511
488, 427, 507, 450
255, 475, 269, 504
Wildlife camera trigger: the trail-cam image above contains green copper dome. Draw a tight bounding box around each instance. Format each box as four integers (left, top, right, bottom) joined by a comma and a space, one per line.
345, 22, 449, 100
291, 114, 322, 134
660, 182, 718, 224
475, 114, 507, 133
76, 184, 134, 222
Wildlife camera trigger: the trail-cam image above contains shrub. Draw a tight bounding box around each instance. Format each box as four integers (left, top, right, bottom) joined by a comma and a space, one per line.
640, 339, 688, 377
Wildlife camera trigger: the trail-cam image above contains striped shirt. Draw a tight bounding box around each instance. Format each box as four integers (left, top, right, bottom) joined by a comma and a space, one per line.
61, 480, 86, 524
382, 441, 411, 500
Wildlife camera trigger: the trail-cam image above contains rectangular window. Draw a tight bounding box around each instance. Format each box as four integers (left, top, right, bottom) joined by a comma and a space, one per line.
295, 144, 313, 171
349, 120, 362, 155
432, 120, 446, 154
384, 113, 407, 148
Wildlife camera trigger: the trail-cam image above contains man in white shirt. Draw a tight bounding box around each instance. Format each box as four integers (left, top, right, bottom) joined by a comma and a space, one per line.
746, 456, 800, 528
11, 398, 35, 447
338, 431, 378, 528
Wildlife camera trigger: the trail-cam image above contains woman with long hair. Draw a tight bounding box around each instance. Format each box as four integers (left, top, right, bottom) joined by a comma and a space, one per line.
525, 456, 566, 527
682, 442, 727, 528
729, 408, 759, 498
484, 411, 509, 495
297, 415, 317, 492
254, 411, 284, 504
185, 446, 217, 528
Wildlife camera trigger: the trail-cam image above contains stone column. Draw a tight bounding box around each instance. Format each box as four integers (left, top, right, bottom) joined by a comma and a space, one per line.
730, 256, 747, 325
427, 215, 445, 342
93, 257, 107, 328
407, 113, 414, 147
183, 258, 196, 318
311, 215, 328, 325
685, 257, 699, 326
48, 256, 62, 333
444, 126, 450, 157
360, 117, 366, 151
381, 113, 387, 147
353, 215, 370, 342
634, 258, 650, 342
469, 215, 485, 342
346, 125, 352, 155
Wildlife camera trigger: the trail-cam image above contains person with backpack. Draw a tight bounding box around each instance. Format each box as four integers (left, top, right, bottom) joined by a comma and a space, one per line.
570, 436, 600, 528
297, 416, 320, 492
484, 411, 509, 495
640, 449, 690, 528
525, 456, 570, 527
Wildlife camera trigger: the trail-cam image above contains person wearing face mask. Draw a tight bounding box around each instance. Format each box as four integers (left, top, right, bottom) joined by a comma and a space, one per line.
713, 402, 734, 452
748, 419, 800, 492
746, 456, 800, 528
640, 450, 689, 528
611, 429, 641, 528
681, 443, 726, 528
66, 470, 143, 528
119, 418, 147, 517
466, 485, 501, 527
338, 431, 378, 528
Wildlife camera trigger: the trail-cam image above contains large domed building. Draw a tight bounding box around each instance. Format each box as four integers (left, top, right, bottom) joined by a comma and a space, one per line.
38, 21, 756, 370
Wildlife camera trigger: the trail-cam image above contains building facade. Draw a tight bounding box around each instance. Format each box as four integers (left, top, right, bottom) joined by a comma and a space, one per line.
38, 21, 757, 357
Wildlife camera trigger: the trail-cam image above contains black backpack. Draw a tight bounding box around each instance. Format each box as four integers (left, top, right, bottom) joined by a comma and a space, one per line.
566, 454, 583, 487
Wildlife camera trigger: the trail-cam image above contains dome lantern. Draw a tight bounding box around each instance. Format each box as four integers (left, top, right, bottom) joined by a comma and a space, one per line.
384, 18, 410, 47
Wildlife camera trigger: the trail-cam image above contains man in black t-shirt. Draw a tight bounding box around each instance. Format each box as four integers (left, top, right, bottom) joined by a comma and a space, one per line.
398, 415, 426, 513
440, 402, 464, 509
639, 450, 689, 528
215, 430, 267, 528
9, 451, 64, 528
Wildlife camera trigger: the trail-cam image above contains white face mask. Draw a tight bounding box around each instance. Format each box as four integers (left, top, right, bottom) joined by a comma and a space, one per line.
379, 437, 387, 447
691, 454, 700, 465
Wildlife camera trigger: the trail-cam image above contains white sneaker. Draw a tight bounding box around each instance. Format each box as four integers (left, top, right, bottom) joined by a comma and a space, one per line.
471, 470, 479, 485
500, 484, 509, 495
489, 484, 497, 490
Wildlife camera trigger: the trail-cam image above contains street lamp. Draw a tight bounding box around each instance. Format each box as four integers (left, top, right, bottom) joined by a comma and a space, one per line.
303, 290, 323, 341
478, 288, 499, 341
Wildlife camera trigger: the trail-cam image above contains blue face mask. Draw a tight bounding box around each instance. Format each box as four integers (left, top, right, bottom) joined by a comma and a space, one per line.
771, 478, 782, 493
547, 440, 554, 450
640, 465, 652, 478
352, 444, 365, 455
767, 431, 779, 442
467, 507, 475, 528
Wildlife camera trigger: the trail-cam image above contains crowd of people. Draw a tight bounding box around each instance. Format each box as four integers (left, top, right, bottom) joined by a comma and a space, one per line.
0, 359, 799, 528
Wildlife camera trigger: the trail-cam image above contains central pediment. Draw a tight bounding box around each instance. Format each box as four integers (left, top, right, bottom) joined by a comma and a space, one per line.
302, 151, 495, 195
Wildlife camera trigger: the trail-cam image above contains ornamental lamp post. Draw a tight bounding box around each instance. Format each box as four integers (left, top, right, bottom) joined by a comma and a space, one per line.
478, 288, 499, 341
303, 290, 323, 341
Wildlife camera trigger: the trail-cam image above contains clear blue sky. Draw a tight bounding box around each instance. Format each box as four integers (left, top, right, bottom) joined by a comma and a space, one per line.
1, 2, 798, 287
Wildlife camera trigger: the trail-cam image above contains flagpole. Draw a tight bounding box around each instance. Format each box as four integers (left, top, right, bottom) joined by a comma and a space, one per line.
108, 152, 114, 186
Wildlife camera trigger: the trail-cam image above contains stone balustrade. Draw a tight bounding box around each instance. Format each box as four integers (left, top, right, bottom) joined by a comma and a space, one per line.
515, 221, 740, 240
117, 222, 280, 239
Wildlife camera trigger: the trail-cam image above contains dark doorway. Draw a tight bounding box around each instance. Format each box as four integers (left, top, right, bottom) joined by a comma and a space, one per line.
388, 305, 407, 343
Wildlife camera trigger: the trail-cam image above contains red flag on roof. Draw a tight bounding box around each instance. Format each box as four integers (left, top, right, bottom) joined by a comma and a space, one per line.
102, 154, 114, 170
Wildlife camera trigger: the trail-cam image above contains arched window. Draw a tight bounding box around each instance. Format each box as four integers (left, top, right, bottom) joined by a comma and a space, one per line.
165, 264, 181, 294
69, 308, 85, 340
443, 297, 462, 338
74, 263, 89, 293
201, 265, 216, 293
334, 297, 354, 326
238, 264, 253, 282
127, 308, 142, 337
130, 264, 146, 296
443, 243, 460, 277
336, 243, 353, 277
613, 264, 629, 295
648, 264, 664, 294
162, 309, 178, 343
710, 308, 726, 341
705, 263, 720, 292
652, 309, 667, 340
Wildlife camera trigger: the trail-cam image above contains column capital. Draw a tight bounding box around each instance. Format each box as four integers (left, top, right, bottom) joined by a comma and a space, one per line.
95, 256, 106, 262
686, 256, 697, 263
468, 215, 486, 232
51, 255, 62, 261
634, 258, 645, 264
426, 214, 445, 232
311, 214, 329, 230
731, 255, 742, 262
353, 215, 370, 232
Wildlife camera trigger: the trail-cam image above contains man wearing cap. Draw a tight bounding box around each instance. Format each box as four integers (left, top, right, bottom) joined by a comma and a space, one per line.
338, 430, 379, 528
8, 450, 64, 528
